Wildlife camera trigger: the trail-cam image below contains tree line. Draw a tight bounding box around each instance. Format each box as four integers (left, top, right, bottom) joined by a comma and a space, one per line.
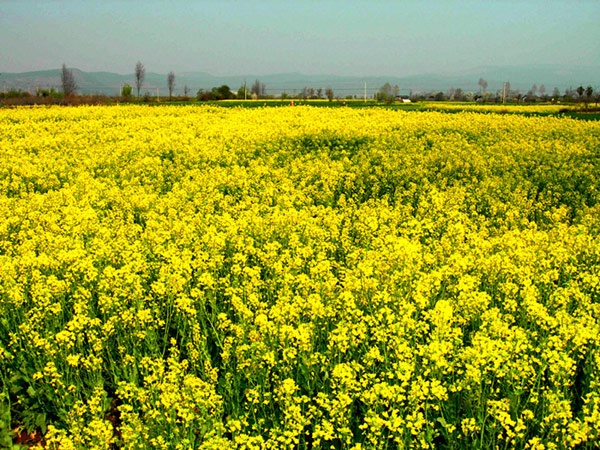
2, 63, 597, 107
122, 63, 600, 106
124, 64, 599, 105
410, 78, 597, 106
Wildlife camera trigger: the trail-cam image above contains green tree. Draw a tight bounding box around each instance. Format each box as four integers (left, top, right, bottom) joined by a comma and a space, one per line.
121, 83, 132, 98
213, 85, 233, 100
237, 84, 247, 100
584, 86, 594, 109
196, 89, 212, 101
378, 82, 393, 102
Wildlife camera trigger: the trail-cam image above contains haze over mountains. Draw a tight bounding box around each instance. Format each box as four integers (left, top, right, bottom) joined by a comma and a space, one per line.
1, 65, 598, 97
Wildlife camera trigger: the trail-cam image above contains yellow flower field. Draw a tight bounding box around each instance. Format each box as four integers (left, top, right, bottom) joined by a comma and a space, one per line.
420, 102, 581, 113
1, 105, 600, 449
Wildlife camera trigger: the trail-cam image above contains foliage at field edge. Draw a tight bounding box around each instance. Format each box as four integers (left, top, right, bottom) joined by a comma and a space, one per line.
1, 105, 600, 449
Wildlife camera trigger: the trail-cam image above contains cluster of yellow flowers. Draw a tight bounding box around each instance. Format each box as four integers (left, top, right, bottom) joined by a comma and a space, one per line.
1, 105, 599, 449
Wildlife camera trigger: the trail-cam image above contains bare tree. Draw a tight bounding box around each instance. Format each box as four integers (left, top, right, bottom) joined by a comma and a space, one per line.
380, 82, 392, 97
538, 84, 546, 99
301, 87, 308, 100
564, 87, 575, 102
251, 79, 261, 97
448, 86, 456, 100
135, 61, 146, 97
167, 71, 175, 98
250, 79, 267, 98
503, 82, 511, 103
325, 87, 334, 101
61, 63, 77, 96
529, 84, 538, 97
478, 78, 488, 93
552, 87, 560, 101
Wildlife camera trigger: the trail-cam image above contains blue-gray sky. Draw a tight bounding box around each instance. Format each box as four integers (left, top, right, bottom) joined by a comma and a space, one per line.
1, 0, 598, 76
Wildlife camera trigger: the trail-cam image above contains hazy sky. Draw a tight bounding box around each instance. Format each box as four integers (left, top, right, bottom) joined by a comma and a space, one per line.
1, 0, 599, 76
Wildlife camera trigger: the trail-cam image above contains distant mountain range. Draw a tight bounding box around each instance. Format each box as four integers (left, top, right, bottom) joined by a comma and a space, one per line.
1, 64, 598, 96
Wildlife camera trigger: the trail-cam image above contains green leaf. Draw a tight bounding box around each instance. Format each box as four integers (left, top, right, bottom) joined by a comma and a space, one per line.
0, 434, 13, 447
35, 412, 46, 430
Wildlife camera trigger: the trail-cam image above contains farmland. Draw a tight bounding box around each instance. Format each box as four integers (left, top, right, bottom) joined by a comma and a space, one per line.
1, 105, 600, 449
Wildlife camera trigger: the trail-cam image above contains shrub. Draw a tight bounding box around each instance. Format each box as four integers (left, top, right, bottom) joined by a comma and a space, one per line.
121, 84, 133, 98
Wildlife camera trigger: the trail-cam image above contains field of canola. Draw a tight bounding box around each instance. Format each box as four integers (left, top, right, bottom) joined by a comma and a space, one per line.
1, 105, 600, 450
418, 103, 584, 113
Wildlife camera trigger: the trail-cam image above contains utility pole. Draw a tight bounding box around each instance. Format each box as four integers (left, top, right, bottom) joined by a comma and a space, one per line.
502, 82, 506, 104
156, 87, 159, 101
244, 80, 247, 100
364, 81, 367, 103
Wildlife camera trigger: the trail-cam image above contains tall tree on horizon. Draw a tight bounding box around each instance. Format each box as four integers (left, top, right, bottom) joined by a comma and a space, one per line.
61, 63, 77, 96
167, 71, 175, 98
478, 78, 488, 93
251, 79, 266, 98
135, 61, 146, 98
